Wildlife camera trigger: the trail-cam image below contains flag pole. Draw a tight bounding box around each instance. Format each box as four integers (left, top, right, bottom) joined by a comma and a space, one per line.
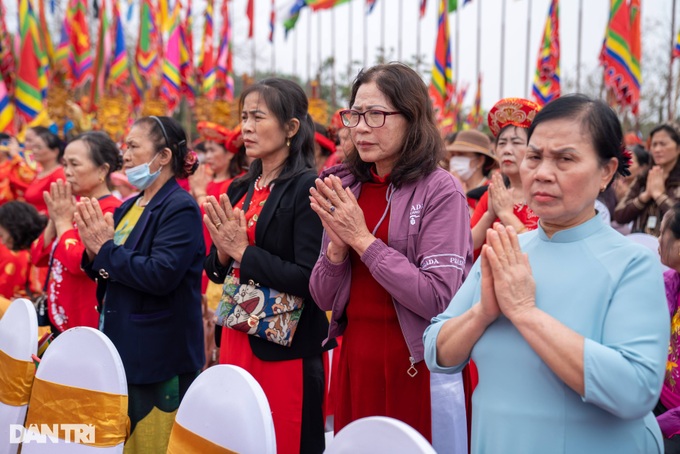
293, 27, 298, 76
307, 9, 312, 86
348, 0, 353, 81
416, 2, 422, 74
670, 0, 677, 120
252, 12, 256, 78
456, 2, 460, 85
576, 0, 583, 92
398, 0, 403, 61
363, 3, 368, 67
332, 8, 337, 106
381, 0, 386, 61
524, 0, 532, 98
500, 0, 506, 98
271, 0, 275, 75
317, 12, 322, 82
476, 0, 481, 82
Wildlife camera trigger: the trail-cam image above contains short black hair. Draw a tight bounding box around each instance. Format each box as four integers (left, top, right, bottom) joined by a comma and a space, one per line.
70, 131, 123, 187
0, 201, 48, 251
665, 203, 680, 240
134, 116, 196, 178
30, 126, 65, 161
527, 94, 626, 183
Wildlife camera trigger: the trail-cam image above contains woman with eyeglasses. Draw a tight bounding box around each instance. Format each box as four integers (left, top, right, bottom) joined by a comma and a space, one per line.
309, 63, 473, 453
74, 116, 205, 452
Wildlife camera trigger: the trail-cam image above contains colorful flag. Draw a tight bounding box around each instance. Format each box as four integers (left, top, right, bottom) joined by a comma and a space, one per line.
0, 0, 15, 95
269, 0, 276, 42
466, 72, 482, 128
429, 0, 453, 119
199, 0, 216, 98
68, 0, 93, 90
531, 0, 560, 107
283, 0, 306, 35
247, 0, 254, 38
16, 0, 45, 123
90, 0, 111, 110
136, 0, 161, 79
37, 0, 55, 66
55, 15, 71, 78
420, 0, 427, 18
179, 1, 196, 104
674, 30, 680, 60
108, 1, 129, 90
629, 0, 641, 113
600, 0, 640, 114
161, 1, 181, 112
308, 0, 351, 11
448, 0, 471, 13
0, 76, 14, 133
216, 0, 234, 101
366, 0, 378, 15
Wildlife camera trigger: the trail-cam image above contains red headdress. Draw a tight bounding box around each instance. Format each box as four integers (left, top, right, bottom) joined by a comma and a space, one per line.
487, 98, 541, 137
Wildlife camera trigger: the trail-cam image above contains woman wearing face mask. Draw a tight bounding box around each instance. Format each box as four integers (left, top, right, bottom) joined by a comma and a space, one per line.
74, 116, 205, 452
470, 98, 540, 257
446, 130, 496, 212
30, 132, 122, 334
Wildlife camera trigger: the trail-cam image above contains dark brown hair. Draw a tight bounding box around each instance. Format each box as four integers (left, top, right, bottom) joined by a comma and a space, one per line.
344, 62, 443, 188
133, 116, 197, 179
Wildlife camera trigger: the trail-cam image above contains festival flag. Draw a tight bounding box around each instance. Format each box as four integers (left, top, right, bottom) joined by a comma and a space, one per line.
283, 0, 306, 35
451, 81, 469, 130
448, 0, 471, 13
130, 63, 145, 109
308, 0, 351, 11
0, 0, 15, 95
674, 30, 680, 60
466, 73, 482, 128
37, 0, 55, 65
420, 0, 427, 18
179, 1, 196, 104
90, 0, 111, 110
269, 0, 275, 42
16, 0, 45, 123
531, 0, 560, 107
366, 0, 378, 15
161, 1, 181, 112
108, 1, 129, 90
0, 76, 14, 133
159, 0, 170, 33
216, 0, 234, 101
247, 0, 254, 38
429, 0, 453, 119
55, 15, 71, 78
629, 0, 641, 113
136, 0, 162, 79
199, 0, 216, 98
67, 0, 93, 90
600, 0, 640, 114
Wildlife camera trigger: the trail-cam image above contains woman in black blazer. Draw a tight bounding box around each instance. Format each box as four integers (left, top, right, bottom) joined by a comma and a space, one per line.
204, 78, 334, 454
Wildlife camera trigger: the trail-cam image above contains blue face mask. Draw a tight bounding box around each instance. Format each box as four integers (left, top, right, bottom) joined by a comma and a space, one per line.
126, 154, 162, 191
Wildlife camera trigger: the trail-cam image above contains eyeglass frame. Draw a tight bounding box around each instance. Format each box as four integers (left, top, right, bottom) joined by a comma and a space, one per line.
339, 109, 402, 128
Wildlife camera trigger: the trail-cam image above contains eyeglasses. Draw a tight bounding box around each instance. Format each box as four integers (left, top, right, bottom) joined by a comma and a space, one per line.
339, 109, 402, 128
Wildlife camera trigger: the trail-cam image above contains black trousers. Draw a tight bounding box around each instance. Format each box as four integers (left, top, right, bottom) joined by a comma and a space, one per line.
654, 400, 680, 454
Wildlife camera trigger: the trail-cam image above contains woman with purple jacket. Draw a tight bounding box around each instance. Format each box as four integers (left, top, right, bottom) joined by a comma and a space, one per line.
309, 63, 473, 453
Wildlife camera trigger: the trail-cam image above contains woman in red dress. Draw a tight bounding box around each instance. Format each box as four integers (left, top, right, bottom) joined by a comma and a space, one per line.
204, 78, 333, 453
309, 63, 473, 453
22, 127, 65, 215
31, 132, 121, 333
470, 98, 541, 259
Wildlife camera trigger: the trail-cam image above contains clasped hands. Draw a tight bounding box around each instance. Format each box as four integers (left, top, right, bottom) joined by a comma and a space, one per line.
478, 223, 537, 325
309, 175, 374, 263
73, 197, 115, 260
203, 195, 248, 264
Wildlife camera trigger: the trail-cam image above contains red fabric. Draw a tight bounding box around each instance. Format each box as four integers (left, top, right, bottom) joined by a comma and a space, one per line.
0, 155, 37, 205
199, 178, 233, 292
470, 190, 539, 259
31, 194, 121, 332
462, 361, 478, 454
0, 243, 31, 299
23, 167, 66, 215
219, 185, 306, 454
325, 335, 342, 422
334, 175, 432, 442
176, 177, 190, 192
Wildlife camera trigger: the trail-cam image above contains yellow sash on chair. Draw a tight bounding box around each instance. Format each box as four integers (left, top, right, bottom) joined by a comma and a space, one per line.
0, 348, 35, 406
24, 376, 130, 447
167, 421, 238, 454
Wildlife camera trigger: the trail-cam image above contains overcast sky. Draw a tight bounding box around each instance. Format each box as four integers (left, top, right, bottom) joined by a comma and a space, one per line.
4, 0, 678, 110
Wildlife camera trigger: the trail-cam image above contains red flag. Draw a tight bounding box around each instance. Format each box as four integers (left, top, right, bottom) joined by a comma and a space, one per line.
420, 0, 427, 18
247, 0, 255, 38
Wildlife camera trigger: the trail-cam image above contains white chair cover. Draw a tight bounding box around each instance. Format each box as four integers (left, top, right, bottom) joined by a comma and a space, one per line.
21, 327, 127, 453
0, 299, 37, 454
325, 416, 437, 454
170, 364, 276, 454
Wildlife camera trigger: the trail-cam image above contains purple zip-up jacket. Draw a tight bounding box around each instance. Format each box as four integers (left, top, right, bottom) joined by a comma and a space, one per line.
309, 164, 473, 366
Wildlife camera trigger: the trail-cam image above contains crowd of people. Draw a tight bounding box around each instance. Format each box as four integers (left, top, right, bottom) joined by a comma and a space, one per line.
0, 61, 679, 453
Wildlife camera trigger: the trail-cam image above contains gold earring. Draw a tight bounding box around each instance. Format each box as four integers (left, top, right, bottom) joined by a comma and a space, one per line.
286, 137, 291, 147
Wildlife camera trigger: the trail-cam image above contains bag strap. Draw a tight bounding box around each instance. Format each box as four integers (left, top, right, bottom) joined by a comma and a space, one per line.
42, 240, 58, 293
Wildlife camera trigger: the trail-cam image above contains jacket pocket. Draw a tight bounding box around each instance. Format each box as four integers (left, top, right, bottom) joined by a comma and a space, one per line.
129, 309, 172, 325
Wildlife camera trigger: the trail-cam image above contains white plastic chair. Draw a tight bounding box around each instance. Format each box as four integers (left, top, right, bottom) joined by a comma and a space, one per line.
167, 364, 276, 454
0, 299, 37, 454
21, 327, 127, 453
325, 416, 436, 454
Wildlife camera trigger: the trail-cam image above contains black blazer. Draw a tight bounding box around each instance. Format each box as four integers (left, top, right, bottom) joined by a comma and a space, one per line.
205, 170, 336, 361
